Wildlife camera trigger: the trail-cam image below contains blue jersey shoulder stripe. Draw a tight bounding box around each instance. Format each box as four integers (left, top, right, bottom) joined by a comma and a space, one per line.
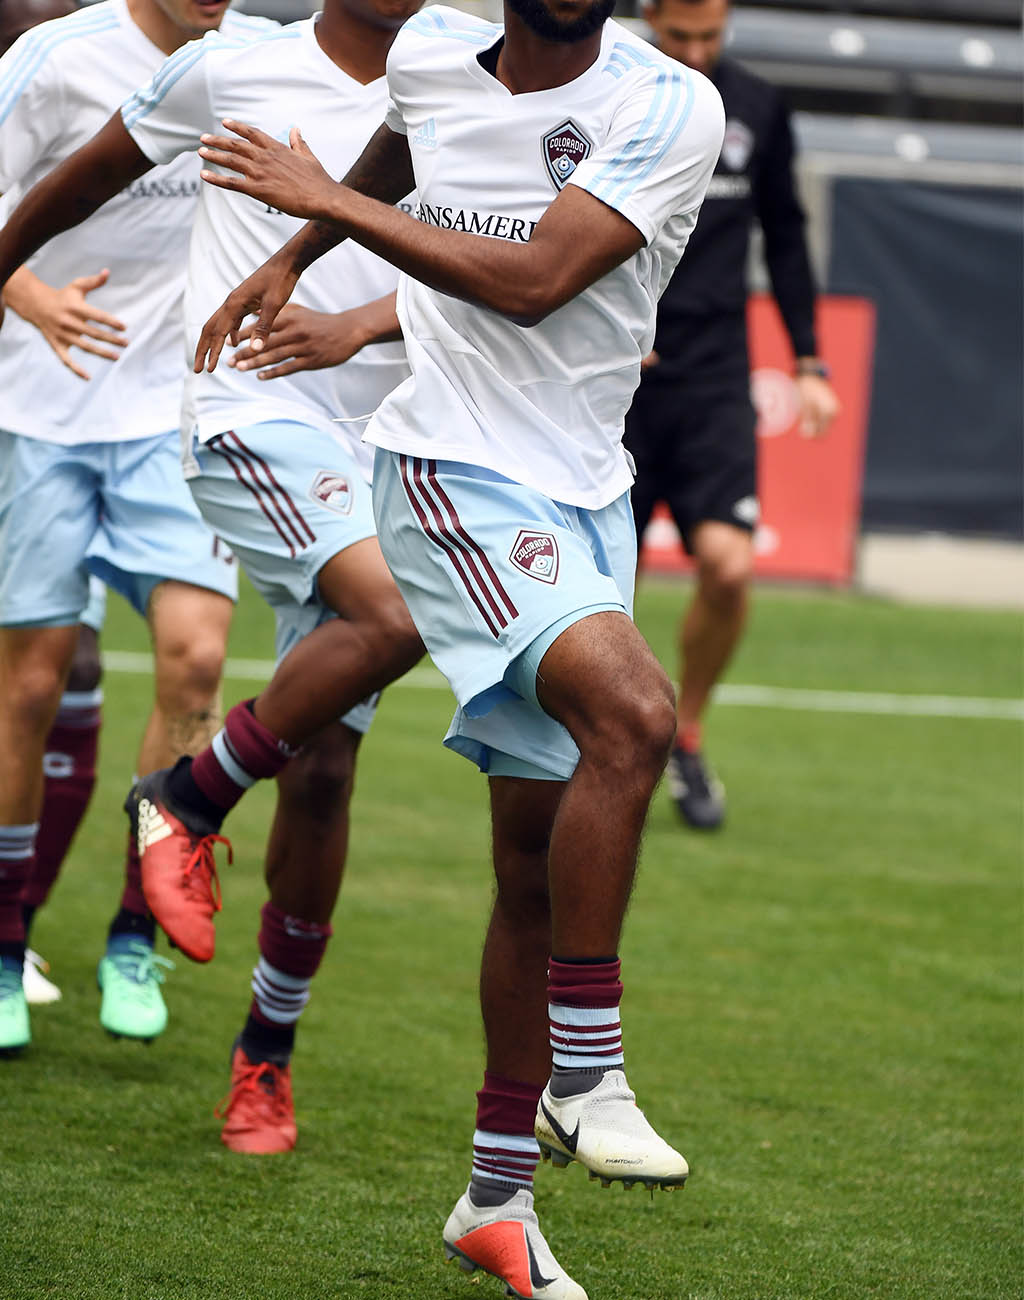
590, 67, 694, 208
122, 26, 300, 130
405, 8, 494, 44
587, 69, 673, 196
592, 72, 686, 206
604, 71, 695, 208
0, 9, 119, 127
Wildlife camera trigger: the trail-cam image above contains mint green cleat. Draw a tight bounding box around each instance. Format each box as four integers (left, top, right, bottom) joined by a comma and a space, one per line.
0, 961, 31, 1053
97, 939, 173, 1041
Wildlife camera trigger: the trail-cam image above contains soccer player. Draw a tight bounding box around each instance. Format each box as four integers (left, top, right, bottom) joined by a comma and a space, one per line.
0, 0, 274, 1053
189, 0, 725, 1292
0, 0, 104, 1008
625, 0, 841, 829
0, 0, 425, 1145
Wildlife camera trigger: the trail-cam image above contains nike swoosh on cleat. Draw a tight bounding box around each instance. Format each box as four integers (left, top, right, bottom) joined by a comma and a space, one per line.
525, 1232, 557, 1291
539, 1098, 580, 1154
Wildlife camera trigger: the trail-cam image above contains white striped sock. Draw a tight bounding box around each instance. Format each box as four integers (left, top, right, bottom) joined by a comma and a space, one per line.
212, 730, 257, 791
251, 957, 311, 1025
471, 1129, 540, 1190
0, 823, 38, 867
549, 1000, 624, 1069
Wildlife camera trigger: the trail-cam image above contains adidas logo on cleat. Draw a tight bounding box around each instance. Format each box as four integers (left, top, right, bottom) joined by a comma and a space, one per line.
136, 798, 173, 853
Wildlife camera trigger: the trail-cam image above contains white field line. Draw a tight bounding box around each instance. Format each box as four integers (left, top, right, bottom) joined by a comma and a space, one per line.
102, 650, 1024, 723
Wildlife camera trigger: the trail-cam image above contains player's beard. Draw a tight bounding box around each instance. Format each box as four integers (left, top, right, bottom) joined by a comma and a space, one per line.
506, 0, 616, 44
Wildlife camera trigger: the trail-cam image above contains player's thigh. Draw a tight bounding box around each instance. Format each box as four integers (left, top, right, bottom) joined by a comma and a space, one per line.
90, 431, 238, 616
0, 431, 99, 628
534, 608, 675, 746
272, 601, 381, 739
189, 422, 375, 614
373, 451, 642, 780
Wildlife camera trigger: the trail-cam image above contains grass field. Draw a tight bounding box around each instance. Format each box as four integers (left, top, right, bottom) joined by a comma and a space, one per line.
3, 576, 1021, 1300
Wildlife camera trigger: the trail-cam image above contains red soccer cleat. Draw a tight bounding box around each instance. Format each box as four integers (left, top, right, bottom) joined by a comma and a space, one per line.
443, 1187, 587, 1299
127, 771, 232, 963
216, 1044, 297, 1154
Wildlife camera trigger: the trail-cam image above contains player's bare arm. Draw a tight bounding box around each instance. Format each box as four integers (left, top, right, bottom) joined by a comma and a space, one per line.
0, 112, 154, 326
228, 293, 401, 381
194, 123, 413, 372
2, 266, 127, 380
195, 119, 644, 368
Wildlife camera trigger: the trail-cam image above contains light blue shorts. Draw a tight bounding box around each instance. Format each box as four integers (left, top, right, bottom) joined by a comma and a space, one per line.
0, 430, 239, 628
79, 576, 107, 633
189, 421, 380, 735
372, 450, 636, 780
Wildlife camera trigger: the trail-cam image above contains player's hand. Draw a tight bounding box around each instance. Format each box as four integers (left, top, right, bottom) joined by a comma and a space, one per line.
194, 254, 301, 373
10, 269, 127, 381
229, 305, 368, 379
795, 372, 841, 438
198, 121, 336, 220
640, 349, 660, 371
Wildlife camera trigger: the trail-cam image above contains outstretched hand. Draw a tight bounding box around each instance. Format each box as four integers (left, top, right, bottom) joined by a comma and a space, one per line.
228, 305, 368, 380
194, 254, 301, 374
198, 120, 337, 220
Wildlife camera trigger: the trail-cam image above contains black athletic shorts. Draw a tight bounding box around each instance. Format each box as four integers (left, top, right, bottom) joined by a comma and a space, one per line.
624, 379, 758, 554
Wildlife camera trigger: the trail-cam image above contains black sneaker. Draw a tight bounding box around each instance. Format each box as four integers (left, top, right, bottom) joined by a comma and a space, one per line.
666, 747, 725, 830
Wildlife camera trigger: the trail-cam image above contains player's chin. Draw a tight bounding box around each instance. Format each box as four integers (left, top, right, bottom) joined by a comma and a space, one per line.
187, 0, 231, 30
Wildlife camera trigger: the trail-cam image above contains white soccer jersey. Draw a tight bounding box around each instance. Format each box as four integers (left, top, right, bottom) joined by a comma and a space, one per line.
123, 17, 410, 479
365, 7, 725, 510
0, 0, 272, 446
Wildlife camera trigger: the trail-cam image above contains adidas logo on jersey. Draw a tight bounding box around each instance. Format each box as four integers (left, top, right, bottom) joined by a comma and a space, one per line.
136, 798, 173, 853
412, 118, 439, 151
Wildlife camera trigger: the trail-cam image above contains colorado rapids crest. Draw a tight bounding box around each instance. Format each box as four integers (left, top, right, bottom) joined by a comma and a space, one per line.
542, 120, 592, 191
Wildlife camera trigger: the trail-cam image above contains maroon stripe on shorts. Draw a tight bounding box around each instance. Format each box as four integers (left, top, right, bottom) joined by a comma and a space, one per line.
225, 430, 316, 547
398, 455, 501, 638
208, 436, 296, 558
425, 459, 519, 623
409, 457, 512, 632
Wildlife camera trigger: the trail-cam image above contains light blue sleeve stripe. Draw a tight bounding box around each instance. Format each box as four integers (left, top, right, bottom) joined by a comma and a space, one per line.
121, 40, 211, 130
589, 68, 694, 208
588, 71, 671, 198
405, 8, 493, 44
0, 11, 118, 127
602, 72, 695, 208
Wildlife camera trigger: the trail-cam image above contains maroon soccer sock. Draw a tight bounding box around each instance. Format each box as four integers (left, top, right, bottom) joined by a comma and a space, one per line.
117, 831, 149, 919
239, 901, 332, 1064
547, 956, 625, 1097
190, 700, 297, 814
470, 1071, 543, 1203
0, 825, 36, 960
23, 691, 102, 917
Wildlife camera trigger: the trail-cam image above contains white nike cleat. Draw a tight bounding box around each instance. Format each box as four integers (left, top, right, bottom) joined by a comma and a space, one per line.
23, 949, 62, 1004
535, 1069, 689, 1190
443, 1186, 588, 1300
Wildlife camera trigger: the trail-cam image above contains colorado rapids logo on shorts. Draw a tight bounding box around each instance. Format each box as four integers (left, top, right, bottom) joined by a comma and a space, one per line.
309, 469, 353, 516
510, 530, 559, 584
542, 120, 592, 191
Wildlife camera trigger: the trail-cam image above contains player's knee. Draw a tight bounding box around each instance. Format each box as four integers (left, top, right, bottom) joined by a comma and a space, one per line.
621, 689, 676, 772
280, 728, 357, 813
495, 870, 551, 930
7, 662, 67, 734
288, 738, 356, 806
700, 550, 752, 609
371, 594, 424, 673
154, 632, 226, 708
66, 636, 103, 694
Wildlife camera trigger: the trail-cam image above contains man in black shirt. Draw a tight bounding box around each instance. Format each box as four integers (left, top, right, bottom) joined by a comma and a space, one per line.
626, 0, 839, 829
